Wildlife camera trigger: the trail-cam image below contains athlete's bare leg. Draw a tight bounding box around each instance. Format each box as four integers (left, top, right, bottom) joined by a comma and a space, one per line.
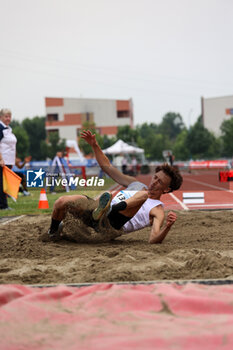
42, 194, 91, 242
52, 194, 89, 221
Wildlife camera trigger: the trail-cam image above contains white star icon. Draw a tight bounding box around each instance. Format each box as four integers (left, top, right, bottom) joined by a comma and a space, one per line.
34, 168, 45, 181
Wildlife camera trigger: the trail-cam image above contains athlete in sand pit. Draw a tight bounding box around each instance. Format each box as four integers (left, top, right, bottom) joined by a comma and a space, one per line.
45, 130, 183, 243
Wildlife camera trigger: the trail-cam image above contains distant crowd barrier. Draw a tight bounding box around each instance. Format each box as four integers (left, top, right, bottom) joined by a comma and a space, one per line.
189, 160, 229, 169
12, 158, 231, 175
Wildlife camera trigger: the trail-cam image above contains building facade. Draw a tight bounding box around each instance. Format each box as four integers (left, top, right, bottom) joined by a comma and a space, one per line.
202, 95, 233, 135
45, 97, 133, 140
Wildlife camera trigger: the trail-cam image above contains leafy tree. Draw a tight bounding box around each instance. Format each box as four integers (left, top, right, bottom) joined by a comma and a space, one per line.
136, 116, 186, 160
186, 116, 220, 159
102, 134, 116, 149
22, 116, 46, 160
136, 123, 158, 139
158, 112, 185, 141
11, 109, 226, 162
220, 116, 233, 157
12, 126, 30, 159
207, 136, 222, 158
149, 134, 171, 160
41, 132, 66, 159
10, 120, 21, 129
117, 125, 138, 144
78, 122, 104, 155
173, 129, 189, 160
138, 130, 171, 160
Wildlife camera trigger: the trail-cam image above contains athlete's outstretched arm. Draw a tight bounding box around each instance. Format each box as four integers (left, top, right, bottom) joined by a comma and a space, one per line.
149, 207, 177, 244
81, 130, 136, 187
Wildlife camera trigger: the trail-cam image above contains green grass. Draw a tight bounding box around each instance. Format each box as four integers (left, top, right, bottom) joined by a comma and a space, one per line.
0, 177, 115, 217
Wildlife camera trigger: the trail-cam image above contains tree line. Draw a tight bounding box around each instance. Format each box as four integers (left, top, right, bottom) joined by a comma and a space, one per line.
11, 113, 233, 161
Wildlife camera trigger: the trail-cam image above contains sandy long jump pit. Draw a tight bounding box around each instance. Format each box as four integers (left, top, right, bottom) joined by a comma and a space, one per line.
0, 209, 233, 285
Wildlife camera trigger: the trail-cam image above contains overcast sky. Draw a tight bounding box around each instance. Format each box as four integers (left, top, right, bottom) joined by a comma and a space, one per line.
1, 0, 233, 127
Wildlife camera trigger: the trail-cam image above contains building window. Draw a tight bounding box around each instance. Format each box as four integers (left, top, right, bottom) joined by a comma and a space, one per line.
117, 111, 129, 118
46, 114, 58, 122
81, 112, 94, 124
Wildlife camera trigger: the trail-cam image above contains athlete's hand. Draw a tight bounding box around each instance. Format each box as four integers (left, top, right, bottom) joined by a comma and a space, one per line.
166, 211, 177, 228
0, 159, 5, 167
80, 130, 98, 147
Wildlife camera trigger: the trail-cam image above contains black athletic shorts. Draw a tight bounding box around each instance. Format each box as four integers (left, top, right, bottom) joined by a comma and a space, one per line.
83, 196, 132, 230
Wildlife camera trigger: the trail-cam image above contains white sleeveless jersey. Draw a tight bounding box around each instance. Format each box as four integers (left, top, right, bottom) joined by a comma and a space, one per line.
123, 198, 164, 233
111, 181, 164, 233
0, 123, 17, 165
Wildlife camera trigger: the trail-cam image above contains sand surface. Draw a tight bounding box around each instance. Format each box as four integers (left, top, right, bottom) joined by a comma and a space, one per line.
0, 210, 232, 285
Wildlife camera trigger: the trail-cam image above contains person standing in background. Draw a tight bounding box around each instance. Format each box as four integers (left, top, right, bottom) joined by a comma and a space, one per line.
0, 109, 17, 210
167, 152, 174, 166
131, 156, 138, 175
121, 156, 128, 174
49, 151, 64, 194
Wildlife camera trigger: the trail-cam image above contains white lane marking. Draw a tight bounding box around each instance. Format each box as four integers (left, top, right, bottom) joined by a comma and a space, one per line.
188, 203, 233, 208
1, 215, 26, 226
169, 192, 189, 211
186, 178, 233, 193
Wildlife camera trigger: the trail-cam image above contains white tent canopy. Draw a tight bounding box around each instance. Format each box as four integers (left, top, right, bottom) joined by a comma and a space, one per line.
102, 139, 144, 155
